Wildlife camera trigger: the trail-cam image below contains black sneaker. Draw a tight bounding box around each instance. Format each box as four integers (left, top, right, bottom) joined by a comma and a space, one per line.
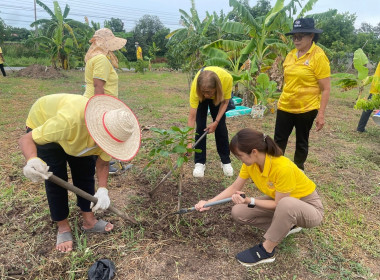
236, 243, 275, 267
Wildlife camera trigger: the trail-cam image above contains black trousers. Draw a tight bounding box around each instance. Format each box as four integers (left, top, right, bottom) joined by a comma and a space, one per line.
195, 99, 231, 164
357, 94, 373, 132
0, 64, 6, 76
274, 109, 318, 170
36, 142, 96, 221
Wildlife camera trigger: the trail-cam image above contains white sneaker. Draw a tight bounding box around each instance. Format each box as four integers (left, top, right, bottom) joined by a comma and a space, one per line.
286, 226, 302, 237
221, 163, 234, 176
193, 163, 206, 177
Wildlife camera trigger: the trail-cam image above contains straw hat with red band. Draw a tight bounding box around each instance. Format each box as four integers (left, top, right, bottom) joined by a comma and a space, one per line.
85, 95, 141, 162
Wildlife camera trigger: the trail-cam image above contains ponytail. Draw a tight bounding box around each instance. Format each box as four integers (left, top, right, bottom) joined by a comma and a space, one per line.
230, 128, 283, 157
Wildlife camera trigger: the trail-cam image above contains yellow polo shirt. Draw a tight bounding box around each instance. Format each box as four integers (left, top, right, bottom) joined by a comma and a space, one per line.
83, 54, 118, 99
189, 66, 232, 109
370, 62, 380, 94
239, 154, 316, 199
26, 94, 111, 161
0, 47, 3, 64
136, 46, 143, 60
278, 43, 330, 113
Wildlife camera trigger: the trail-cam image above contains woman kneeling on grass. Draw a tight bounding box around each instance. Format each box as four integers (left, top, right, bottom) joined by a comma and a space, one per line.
195, 128, 324, 266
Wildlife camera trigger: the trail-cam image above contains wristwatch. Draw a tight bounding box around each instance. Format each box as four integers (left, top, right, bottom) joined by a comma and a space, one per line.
248, 197, 255, 208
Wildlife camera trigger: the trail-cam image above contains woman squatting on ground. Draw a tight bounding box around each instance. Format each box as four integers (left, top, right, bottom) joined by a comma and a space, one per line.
195, 128, 324, 266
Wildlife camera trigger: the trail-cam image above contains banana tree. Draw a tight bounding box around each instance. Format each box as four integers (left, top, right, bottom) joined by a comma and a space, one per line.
166, 0, 214, 86
200, 0, 290, 106
30, 0, 85, 69
333, 48, 380, 110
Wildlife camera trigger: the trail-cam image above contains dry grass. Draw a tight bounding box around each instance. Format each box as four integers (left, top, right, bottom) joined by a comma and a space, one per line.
0, 70, 379, 280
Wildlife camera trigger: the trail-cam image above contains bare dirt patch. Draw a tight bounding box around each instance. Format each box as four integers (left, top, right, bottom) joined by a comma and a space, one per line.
15, 64, 66, 79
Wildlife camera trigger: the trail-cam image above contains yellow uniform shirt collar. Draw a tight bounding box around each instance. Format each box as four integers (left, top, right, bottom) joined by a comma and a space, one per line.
261, 153, 272, 178
292, 42, 316, 59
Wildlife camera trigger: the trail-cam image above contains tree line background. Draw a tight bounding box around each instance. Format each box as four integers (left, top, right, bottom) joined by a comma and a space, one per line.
0, 0, 379, 73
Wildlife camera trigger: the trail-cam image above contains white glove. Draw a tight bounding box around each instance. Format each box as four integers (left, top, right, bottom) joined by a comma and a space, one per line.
23, 157, 52, 182
90, 187, 110, 212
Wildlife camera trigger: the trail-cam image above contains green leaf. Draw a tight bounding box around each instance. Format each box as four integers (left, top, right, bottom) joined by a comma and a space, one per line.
173, 145, 187, 154
257, 73, 270, 89
353, 48, 369, 80
221, 22, 246, 35
176, 157, 185, 167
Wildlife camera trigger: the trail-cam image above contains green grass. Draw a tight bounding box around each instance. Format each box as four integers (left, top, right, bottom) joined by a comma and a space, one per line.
6, 56, 51, 67
0, 70, 379, 279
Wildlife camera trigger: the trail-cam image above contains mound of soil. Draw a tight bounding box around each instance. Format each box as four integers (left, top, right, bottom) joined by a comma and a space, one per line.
16, 64, 66, 79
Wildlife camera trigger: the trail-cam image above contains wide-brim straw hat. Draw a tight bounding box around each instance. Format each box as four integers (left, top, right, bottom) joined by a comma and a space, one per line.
85, 95, 141, 161
93, 28, 127, 51
285, 18, 323, 35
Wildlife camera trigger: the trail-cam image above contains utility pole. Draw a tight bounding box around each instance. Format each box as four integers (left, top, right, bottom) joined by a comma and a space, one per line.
34, 0, 38, 35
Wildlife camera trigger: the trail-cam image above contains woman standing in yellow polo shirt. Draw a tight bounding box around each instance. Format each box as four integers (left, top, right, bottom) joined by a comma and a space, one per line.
195, 128, 324, 266
274, 18, 331, 170
83, 28, 127, 174
83, 28, 126, 99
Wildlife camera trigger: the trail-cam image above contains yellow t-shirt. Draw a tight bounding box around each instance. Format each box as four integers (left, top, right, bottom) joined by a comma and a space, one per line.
189, 66, 232, 109
239, 154, 316, 199
83, 54, 118, 99
26, 93, 111, 161
136, 46, 143, 60
278, 43, 330, 113
0, 47, 3, 64
370, 62, 380, 94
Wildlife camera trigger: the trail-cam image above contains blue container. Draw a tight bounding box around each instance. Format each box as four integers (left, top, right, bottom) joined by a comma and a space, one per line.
232, 96, 242, 105
226, 106, 252, 118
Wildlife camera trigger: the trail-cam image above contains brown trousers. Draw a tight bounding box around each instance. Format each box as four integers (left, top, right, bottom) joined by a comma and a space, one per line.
231, 190, 324, 243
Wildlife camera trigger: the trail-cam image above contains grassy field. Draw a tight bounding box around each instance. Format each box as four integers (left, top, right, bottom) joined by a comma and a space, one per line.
0, 70, 379, 280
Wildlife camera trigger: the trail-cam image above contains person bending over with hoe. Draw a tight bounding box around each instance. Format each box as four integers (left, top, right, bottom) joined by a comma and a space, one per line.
19, 94, 140, 252
187, 66, 234, 178
195, 128, 324, 266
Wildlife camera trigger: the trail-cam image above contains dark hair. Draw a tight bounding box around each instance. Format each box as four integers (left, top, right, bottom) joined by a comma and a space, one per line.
298, 33, 319, 43
229, 128, 283, 157
196, 70, 224, 105
312, 33, 319, 43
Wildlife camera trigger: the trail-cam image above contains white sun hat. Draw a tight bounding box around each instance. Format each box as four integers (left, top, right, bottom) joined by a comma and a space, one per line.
85, 95, 141, 161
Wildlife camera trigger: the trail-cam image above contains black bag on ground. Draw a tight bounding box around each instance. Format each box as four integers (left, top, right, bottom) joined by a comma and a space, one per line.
226, 92, 235, 112
88, 259, 116, 280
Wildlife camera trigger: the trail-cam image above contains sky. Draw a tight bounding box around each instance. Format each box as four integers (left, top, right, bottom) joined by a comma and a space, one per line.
1, 0, 379, 31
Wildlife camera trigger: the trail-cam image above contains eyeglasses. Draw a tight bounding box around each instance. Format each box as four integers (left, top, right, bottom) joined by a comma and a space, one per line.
292, 33, 310, 41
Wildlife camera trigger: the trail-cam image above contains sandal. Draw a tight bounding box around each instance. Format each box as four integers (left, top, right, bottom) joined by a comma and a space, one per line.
56, 231, 73, 252
82, 219, 111, 233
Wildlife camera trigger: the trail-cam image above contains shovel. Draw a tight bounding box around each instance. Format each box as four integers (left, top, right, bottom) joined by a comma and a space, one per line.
48, 175, 137, 225
174, 194, 245, 214
5, 62, 15, 73
149, 130, 208, 197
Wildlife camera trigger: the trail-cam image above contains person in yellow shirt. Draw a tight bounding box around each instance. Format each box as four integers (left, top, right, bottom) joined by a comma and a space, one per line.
135, 42, 143, 60
187, 66, 234, 177
83, 28, 127, 173
356, 62, 380, 132
274, 18, 331, 170
195, 128, 324, 266
83, 28, 126, 99
19, 94, 141, 253
0, 46, 6, 77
